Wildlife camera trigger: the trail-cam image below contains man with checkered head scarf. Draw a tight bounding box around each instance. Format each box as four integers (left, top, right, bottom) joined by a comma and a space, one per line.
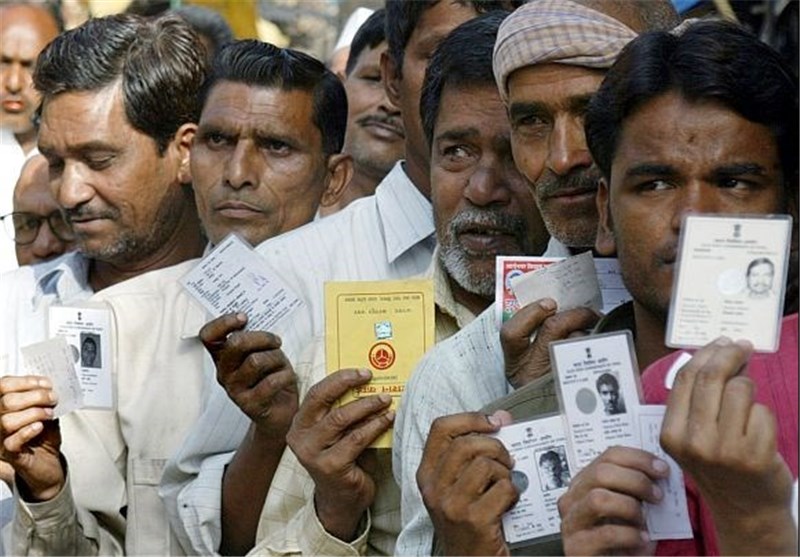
392, 1, 679, 555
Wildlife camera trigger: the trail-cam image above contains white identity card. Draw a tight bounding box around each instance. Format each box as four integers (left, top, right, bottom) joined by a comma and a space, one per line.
48, 304, 113, 409
510, 252, 603, 316
551, 332, 642, 471
667, 214, 792, 352
493, 415, 569, 546
495, 256, 630, 327
180, 234, 302, 331
638, 405, 692, 540
21, 337, 84, 417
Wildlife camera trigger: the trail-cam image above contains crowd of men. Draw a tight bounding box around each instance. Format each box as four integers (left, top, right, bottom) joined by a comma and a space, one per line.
0, 0, 796, 555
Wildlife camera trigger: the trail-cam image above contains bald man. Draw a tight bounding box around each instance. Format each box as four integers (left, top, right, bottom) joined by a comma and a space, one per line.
9, 154, 75, 265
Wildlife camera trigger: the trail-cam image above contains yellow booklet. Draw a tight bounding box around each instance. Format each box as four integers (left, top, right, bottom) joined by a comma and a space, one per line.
324, 279, 435, 448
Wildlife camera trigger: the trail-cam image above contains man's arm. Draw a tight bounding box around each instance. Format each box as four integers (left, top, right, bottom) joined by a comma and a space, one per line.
660, 337, 796, 556
199, 313, 299, 556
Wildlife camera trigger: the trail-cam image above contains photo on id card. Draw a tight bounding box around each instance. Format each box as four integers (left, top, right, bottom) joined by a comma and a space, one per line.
550, 331, 642, 472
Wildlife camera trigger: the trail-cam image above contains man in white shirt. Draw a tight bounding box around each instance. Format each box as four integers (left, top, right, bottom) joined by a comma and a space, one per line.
160, 1, 526, 555
0, 13, 210, 555
392, 2, 682, 555
0, 2, 61, 273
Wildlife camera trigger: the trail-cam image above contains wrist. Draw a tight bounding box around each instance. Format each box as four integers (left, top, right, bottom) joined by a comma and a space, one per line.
714, 503, 797, 555
16, 453, 67, 503
314, 493, 368, 542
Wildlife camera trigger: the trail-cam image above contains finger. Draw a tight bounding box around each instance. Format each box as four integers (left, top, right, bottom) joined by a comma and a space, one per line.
662, 339, 735, 449
716, 375, 754, 439
431, 435, 513, 488
222, 342, 288, 390
476, 476, 520, 518
686, 339, 751, 428
500, 298, 558, 355
744, 403, 779, 457
533, 307, 601, 346
328, 408, 395, 461
0, 406, 55, 436
295, 369, 372, 426
450, 454, 514, 497
199, 313, 247, 356
418, 413, 508, 481
561, 486, 647, 531
319, 394, 393, 443
2, 421, 45, 454
0, 376, 52, 396
563, 523, 649, 556
233, 368, 297, 418
0, 388, 57, 414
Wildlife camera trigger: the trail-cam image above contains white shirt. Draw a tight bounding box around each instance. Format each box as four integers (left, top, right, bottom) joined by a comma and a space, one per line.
392, 238, 570, 556
0, 251, 92, 375
0, 127, 37, 274
160, 162, 435, 554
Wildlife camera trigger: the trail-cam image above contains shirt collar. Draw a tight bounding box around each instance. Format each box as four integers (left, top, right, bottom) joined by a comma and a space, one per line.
429, 247, 477, 330
375, 162, 435, 264
31, 252, 92, 310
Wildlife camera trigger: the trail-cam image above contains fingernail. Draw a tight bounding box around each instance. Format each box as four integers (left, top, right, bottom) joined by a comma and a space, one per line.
385, 410, 396, 422
358, 368, 372, 379
539, 298, 557, 312
735, 339, 753, 351
48, 391, 58, 404
44, 408, 54, 418
640, 531, 650, 543
38, 378, 52, 389
486, 414, 502, 428
653, 458, 669, 474
652, 483, 663, 500
236, 313, 247, 323
378, 394, 392, 404
716, 336, 732, 346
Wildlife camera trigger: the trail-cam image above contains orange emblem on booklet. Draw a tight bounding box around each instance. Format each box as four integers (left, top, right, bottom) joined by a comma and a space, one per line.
369, 342, 395, 370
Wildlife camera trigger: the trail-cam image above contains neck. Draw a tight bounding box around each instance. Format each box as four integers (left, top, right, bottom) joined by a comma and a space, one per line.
88, 203, 205, 292
15, 129, 37, 155
632, 301, 674, 370
403, 155, 431, 200
341, 168, 381, 204
448, 274, 492, 316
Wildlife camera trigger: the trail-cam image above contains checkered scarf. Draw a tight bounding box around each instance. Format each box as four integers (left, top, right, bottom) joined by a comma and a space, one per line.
493, 0, 637, 103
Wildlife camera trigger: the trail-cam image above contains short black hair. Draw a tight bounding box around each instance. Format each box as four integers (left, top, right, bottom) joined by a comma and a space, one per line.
420, 11, 506, 149
345, 8, 386, 76
34, 13, 207, 154
747, 257, 775, 276
596, 373, 620, 392
384, 0, 520, 77
172, 5, 234, 57
200, 40, 347, 156
586, 20, 799, 195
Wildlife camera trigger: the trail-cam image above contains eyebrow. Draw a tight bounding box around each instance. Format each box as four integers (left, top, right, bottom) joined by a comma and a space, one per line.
710, 163, 769, 178
435, 126, 480, 144
624, 163, 678, 179
507, 102, 549, 122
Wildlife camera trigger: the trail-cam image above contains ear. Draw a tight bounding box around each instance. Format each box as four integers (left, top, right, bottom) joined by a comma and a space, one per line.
172, 122, 197, 185
319, 153, 354, 208
594, 177, 617, 256
381, 50, 402, 108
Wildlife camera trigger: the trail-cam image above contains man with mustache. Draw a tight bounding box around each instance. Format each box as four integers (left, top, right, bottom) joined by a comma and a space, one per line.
0, 2, 61, 272
160, 2, 525, 555
322, 9, 405, 216
393, 1, 681, 554
0, 12, 209, 555
0, 39, 350, 555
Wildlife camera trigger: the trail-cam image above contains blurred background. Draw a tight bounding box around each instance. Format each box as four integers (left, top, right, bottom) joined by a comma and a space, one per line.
31, 0, 800, 71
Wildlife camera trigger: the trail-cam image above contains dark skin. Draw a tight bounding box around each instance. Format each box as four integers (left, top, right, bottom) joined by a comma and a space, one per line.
286, 369, 394, 541
199, 313, 299, 556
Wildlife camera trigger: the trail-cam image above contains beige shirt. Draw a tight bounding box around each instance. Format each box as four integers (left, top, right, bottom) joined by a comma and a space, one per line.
10, 259, 209, 555
248, 251, 477, 556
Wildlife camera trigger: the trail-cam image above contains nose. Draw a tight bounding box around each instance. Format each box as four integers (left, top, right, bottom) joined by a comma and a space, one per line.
30, 222, 66, 262
546, 115, 592, 176
56, 162, 95, 210
669, 181, 718, 232
463, 160, 511, 208
4, 62, 26, 94
224, 141, 256, 190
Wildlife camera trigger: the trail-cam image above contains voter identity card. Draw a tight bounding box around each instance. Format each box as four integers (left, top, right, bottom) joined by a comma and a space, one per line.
48, 304, 113, 409
324, 279, 435, 448
551, 332, 642, 472
180, 234, 302, 332
21, 337, 84, 417
667, 214, 792, 352
492, 415, 568, 546
498, 253, 631, 327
